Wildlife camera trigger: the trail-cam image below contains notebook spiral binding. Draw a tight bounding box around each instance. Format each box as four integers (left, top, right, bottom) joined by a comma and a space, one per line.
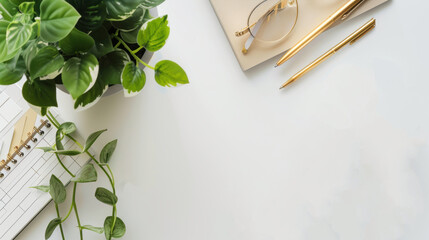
0, 119, 52, 178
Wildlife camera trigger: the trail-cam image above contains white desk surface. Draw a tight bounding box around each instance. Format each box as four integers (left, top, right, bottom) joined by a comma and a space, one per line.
16, 0, 429, 239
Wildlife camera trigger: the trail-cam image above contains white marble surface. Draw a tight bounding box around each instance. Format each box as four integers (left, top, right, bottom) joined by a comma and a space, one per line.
16, 0, 429, 239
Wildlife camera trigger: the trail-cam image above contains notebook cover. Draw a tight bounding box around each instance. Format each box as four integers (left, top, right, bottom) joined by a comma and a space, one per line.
209, 0, 389, 71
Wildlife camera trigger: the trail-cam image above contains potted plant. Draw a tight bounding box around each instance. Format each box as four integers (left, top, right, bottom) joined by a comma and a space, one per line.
0, 0, 188, 110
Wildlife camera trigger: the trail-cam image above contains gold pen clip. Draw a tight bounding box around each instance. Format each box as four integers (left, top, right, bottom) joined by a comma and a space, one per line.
349, 18, 375, 45
341, 0, 367, 20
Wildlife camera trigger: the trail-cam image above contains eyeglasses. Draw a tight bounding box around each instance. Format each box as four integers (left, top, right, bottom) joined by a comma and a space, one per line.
235, 0, 299, 54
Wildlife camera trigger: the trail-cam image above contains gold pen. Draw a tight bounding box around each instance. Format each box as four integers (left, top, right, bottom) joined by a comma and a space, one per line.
279, 18, 376, 90
275, 0, 367, 67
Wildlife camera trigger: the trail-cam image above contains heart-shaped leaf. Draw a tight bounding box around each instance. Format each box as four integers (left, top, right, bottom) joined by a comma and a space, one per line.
71, 163, 97, 183
22, 79, 58, 107
84, 129, 106, 151
49, 175, 66, 204
59, 28, 95, 55
29, 46, 64, 80
59, 122, 77, 135
104, 216, 126, 239
62, 54, 99, 99
121, 62, 146, 97
45, 218, 61, 239
66, 0, 106, 32
6, 20, 32, 54
137, 15, 169, 52
155, 60, 189, 87
40, 0, 80, 42
95, 187, 118, 205
100, 139, 117, 164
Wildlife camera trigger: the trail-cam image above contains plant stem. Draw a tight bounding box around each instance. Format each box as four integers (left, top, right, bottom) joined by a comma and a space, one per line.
55, 203, 66, 240
61, 201, 74, 224
56, 153, 75, 177
47, 111, 119, 237
132, 46, 143, 54
72, 183, 83, 240
114, 35, 155, 70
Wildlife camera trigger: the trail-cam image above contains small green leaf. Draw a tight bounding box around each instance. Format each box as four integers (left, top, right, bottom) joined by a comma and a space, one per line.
154, 60, 189, 87
62, 54, 99, 99
51, 149, 81, 156
111, 6, 145, 32
29, 46, 64, 80
59, 122, 77, 135
30, 185, 50, 192
104, 216, 126, 239
55, 129, 64, 150
137, 15, 169, 52
84, 129, 106, 151
71, 163, 97, 183
18, 1, 34, 14
45, 218, 61, 239
121, 62, 146, 96
40, 0, 81, 42
95, 187, 118, 205
89, 26, 113, 58
6, 20, 32, 54
100, 139, 117, 164
59, 28, 95, 55
79, 225, 104, 234
22, 79, 58, 107
49, 175, 66, 204
37, 146, 55, 152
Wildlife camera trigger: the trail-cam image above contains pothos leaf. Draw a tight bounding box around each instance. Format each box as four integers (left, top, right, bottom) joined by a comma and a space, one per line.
121, 62, 146, 97
45, 218, 61, 239
49, 175, 66, 204
137, 15, 169, 52
40, 0, 81, 42
22, 79, 58, 107
62, 54, 99, 99
154, 60, 189, 87
104, 216, 126, 239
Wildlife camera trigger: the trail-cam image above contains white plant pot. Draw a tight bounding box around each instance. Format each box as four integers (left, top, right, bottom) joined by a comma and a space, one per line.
57, 8, 158, 97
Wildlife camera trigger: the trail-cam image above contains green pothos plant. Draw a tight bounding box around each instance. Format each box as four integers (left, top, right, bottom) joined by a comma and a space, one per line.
0, 0, 188, 110
34, 111, 124, 239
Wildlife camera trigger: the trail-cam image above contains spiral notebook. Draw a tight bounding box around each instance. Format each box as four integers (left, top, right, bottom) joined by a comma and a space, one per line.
0, 85, 90, 239
209, 0, 389, 71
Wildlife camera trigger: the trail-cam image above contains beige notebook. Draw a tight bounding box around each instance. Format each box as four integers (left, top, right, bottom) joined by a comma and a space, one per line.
210, 0, 389, 71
